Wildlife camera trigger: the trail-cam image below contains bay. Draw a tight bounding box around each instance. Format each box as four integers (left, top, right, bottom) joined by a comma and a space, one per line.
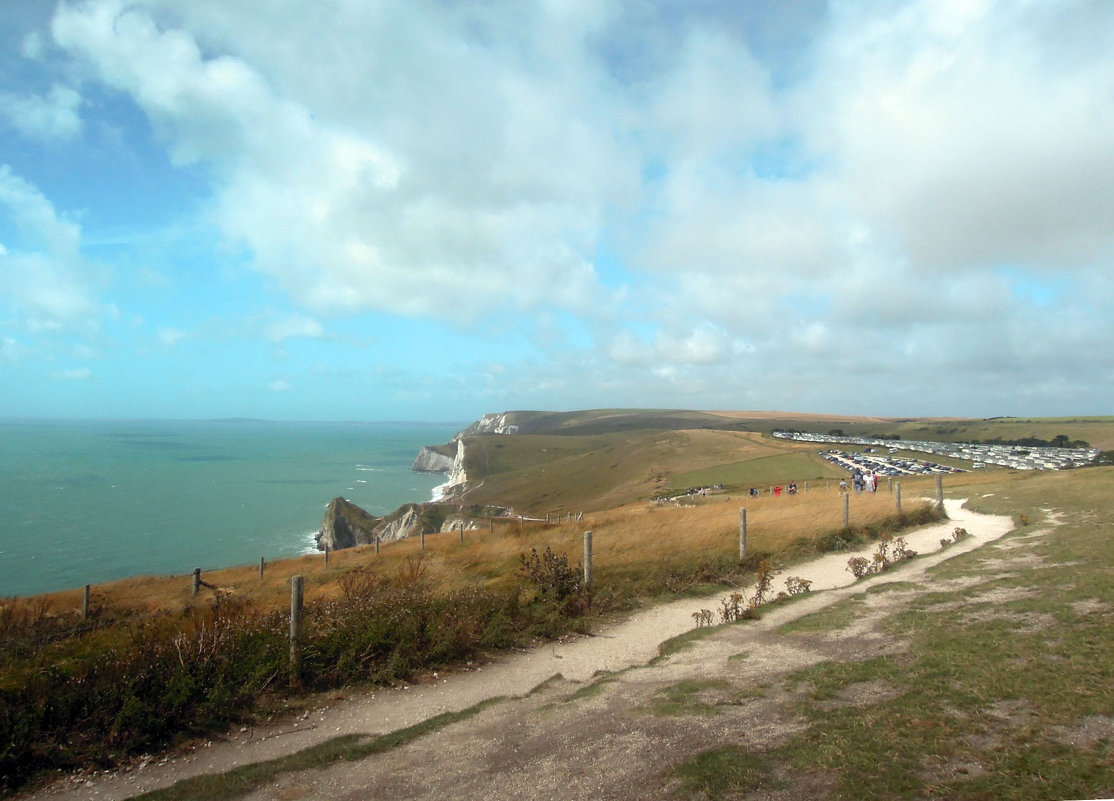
0, 419, 461, 597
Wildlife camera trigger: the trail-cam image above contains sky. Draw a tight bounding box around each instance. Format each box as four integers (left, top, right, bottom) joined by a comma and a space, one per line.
1, 0, 1112, 423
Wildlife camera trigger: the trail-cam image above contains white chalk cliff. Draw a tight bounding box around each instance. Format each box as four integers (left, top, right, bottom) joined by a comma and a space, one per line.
447, 438, 468, 488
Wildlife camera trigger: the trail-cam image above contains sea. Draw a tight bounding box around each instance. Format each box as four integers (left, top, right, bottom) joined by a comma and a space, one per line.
0, 419, 463, 598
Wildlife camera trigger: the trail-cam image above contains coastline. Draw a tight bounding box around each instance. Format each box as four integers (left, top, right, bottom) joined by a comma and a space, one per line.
0, 420, 459, 598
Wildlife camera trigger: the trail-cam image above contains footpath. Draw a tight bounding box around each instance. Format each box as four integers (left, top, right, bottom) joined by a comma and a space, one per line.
28, 499, 1014, 801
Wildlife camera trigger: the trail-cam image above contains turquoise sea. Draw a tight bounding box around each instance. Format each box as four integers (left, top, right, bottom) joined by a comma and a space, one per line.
0, 420, 462, 598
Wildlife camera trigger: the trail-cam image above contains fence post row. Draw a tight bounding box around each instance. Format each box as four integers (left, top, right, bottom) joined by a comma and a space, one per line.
739, 508, 748, 559
583, 530, 593, 590
290, 575, 304, 686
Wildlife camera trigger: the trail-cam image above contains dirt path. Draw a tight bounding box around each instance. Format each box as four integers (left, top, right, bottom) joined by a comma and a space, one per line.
29, 499, 1014, 801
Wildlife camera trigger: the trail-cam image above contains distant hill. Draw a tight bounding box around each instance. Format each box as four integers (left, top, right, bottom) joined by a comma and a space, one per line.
426, 410, 1114, 514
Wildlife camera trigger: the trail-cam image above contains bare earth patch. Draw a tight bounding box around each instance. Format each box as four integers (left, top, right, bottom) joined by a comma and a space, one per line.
1053, 715, 1114, 749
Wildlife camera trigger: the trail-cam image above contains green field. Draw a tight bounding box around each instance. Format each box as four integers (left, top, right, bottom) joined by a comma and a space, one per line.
672, 452, 845, 489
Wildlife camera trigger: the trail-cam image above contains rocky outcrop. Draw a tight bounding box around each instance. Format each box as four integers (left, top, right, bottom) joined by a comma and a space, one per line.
316, 496, 379, 551
440, 514, 482, 533
412, 445, 456, 473
376, 504, 424, 543
317, 498, 444, 551
457, 412, 519, 437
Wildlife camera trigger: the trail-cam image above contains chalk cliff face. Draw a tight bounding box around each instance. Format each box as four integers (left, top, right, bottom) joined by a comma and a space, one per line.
412, 445, 455, 473
376, 504, 423, 543
457, 412, 519, 437
410, 412, 524, 500
447, 438, 468, 487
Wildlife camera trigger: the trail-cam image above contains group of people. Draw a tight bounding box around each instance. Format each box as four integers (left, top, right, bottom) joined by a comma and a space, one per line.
758, 481, 800, 497
840, 470, 879, 493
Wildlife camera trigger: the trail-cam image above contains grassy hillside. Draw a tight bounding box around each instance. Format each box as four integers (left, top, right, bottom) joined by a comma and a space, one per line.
453, 429, 846, 514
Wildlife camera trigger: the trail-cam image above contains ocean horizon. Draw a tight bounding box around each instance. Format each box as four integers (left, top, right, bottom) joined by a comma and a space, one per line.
0, 419, 463, 598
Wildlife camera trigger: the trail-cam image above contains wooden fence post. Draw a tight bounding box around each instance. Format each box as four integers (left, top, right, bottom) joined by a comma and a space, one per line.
324, 544, 330, 566
82, 584, 91, 621
739, 508, 748, 560
896, 483, 903, 513
936, 475, 944, 510
421, 530, 426, 550
843, 493, 850, 528
583, 530, 593, 590
259, 556, 265, 581
290, 575, 304, 686
459, 523, 464, 544
192, 568, 201, 596
375, 536, 380, 555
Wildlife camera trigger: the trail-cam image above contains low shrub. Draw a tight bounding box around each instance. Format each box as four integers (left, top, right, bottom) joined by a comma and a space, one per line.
846, 533, 919, 580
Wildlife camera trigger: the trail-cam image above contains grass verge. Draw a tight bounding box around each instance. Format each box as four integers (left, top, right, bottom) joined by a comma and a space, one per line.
131, 697, 505, 801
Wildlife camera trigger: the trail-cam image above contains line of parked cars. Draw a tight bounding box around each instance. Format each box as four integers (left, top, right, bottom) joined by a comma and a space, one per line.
819, 449, 965, 477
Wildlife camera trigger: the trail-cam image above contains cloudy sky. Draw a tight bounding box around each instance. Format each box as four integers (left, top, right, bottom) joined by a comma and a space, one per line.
1, 0, 1112, 422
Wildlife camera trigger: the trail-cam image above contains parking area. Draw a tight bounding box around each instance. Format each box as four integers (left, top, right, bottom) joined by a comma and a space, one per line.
819, 449, 965, 477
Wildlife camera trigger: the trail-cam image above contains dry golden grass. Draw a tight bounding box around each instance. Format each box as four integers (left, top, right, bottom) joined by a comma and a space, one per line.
706, 410, 898, 423
34, 479, 944, 622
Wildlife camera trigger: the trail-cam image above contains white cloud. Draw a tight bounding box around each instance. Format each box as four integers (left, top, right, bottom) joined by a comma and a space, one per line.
1, 336, 29, 362
811, 0, 1114, 273
54, 367, 93, 380
0, 84, 83, 141
264, 314, 323, 343
51, 0, 634, 324
269, 379, 290, 392
157, 327, 186, 346
20, 0, 1113, 417
0, 166, 103, 332
0, 165, 80, 256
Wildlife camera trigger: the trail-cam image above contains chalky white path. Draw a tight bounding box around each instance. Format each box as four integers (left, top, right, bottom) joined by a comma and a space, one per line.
31, 498, 1013, 800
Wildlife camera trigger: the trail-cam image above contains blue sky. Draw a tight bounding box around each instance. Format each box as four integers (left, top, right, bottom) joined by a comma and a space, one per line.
2, 0, 1113, 422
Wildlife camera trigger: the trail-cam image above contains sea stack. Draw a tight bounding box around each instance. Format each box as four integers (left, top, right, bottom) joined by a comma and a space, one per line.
316, 496, 378, 551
